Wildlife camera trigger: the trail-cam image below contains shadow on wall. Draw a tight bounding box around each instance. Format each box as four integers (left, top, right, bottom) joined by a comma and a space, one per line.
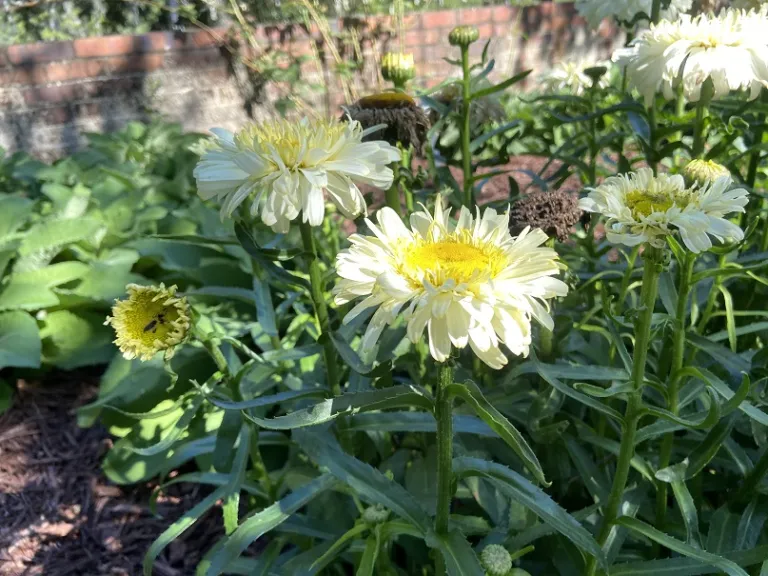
0, 35, 164, 160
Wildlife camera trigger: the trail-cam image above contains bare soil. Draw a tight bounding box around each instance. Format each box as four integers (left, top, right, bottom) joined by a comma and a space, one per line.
0, 372, 219, 576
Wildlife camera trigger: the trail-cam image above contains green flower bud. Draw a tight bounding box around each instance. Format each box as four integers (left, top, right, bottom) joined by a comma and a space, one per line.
480, 544, 513, 576
381, 52, 415, 88
448, 25, 480, 48
362, 504, 390, 525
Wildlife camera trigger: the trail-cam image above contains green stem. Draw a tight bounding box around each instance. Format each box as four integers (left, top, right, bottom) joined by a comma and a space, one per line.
655, 252, 695, 536
203, 337, 273, 497
460, 45, 474, 209
299, 221, 341, 397
752, 91, 768, 249
734, 447, 768, 505
586, 245, 663, 576
385, 165, 401, 213
692, 101, 708, 159
434, 362, 455, 576
650, 0, 661, 23
401, 144, 414, 214
697, 253, 726, 333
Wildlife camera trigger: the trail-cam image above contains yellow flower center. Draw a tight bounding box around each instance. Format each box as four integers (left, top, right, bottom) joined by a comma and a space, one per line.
122, 292, 183, 348
401, 235, 507, 286
236, 119, 347, 169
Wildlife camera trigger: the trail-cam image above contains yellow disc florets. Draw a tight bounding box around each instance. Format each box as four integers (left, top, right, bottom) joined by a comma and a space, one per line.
683, 159, 731, 186
105, 283, 190, 362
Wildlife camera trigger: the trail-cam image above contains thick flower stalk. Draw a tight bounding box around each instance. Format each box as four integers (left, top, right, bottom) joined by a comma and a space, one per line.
613, 7, 768, 105
193, 117, 400, 231
333, 196, 568, 368
105, 283, 190, 362
579, 167, 748, 253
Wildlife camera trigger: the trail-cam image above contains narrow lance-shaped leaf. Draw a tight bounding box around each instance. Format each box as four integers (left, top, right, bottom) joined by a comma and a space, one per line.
447, 379, 546, 485
241, 385, 434, 430
143, 425, 251, 576
453, 456, 606, 569
616, 516, 749, 576
201, 473, 336, 576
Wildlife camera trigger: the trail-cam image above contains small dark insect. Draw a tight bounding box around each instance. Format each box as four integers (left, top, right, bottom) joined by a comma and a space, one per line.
143, 313, 167, 333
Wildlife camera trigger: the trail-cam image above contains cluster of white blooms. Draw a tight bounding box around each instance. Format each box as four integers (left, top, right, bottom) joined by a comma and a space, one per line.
579, 167, 748, 253
576, 0, 692, 29
614, 6, 768, 104
540, 60, 611, 95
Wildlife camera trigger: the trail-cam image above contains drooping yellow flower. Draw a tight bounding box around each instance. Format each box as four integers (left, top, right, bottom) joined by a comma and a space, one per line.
683, 159, 730, 186
105, 284, 190, 361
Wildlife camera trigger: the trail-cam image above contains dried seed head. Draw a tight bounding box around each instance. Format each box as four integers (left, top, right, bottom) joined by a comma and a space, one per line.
343, 92, 430, 152
480, 545, 513, 576
510, 190, 583, 242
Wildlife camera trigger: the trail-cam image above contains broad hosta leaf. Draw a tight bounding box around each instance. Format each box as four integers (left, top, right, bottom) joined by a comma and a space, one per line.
199, 473, 336, 576
453, 456, 606, 569
447, 380, 546, 485
40, 310, 115, 369
18, 218, 104, 257
11, 261, 89, 288
0, 311, 41, 370
616, 517, 749, 576
0, 195, 34, 238
0, 279, 59, 311
294, 429, 433, 534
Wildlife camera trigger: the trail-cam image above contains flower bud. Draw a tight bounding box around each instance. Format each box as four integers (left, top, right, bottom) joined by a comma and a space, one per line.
381, 52, 415, 88
480, 544, 513, 576
362, 504, 390, 525
448, 25, 480, 47
683, 159, 730, 186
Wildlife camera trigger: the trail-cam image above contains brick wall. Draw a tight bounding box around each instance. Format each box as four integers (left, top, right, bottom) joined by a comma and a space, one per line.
0, 3, 622, 160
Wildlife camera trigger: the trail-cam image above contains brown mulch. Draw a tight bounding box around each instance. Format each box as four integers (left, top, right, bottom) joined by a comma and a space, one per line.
0, 371, 220, 576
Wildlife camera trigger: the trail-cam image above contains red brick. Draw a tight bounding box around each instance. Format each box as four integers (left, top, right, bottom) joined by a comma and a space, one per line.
24, 84, 78, 105
477, 23, 493, 39
181, 28, 227, 49
0, 67, 33, 86
106, 53, 165, 74
29, 59, 108, 84
459, 7, 493, 25
75, 35, 131, 58
165, 48, 223, 68
421, 10, 456, 29
7, 41, 75, 65
491, 6, 516, 21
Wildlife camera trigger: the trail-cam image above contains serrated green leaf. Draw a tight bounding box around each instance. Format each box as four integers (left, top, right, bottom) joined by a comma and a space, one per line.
40, 310, 114, 369
0, 195, 34, 238
431, 530, 485, 576
453, 456, 605, 569
144, 426, 250, 576
12, 262, 89, 288
311, 523, 368, 570
18, 218, 103, 257
356, 528, 381, 576
241, 385, 433, 430
617, 516, 748, 576
295, 429, 432, 533
0, 279, 59, 311
200, 473, 336, 576
447, 379, 546, 485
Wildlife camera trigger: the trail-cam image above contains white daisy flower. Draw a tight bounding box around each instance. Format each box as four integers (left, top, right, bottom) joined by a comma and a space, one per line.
193, 117, 400, 232
579, 168, 748, 253
540, 60, 611, 96
333, 196, 568, 369
576, 0, 692, 29
613, 7, 768, 105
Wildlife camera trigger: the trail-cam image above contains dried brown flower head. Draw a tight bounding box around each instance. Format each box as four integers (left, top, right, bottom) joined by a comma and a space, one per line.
509, 190, 583, 242
343, 92, 430, 153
